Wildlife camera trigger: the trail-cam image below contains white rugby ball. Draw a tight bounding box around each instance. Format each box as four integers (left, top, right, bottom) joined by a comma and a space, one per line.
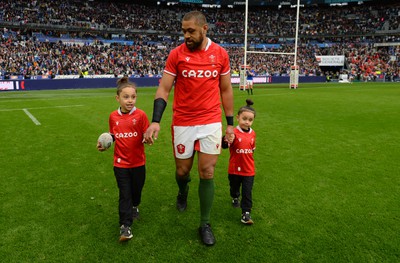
98, 132, 113, 149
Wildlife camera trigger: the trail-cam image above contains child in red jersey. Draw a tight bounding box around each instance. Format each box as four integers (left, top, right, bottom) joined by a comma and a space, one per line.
97, 76, 150, 242
222, 99, 256, 224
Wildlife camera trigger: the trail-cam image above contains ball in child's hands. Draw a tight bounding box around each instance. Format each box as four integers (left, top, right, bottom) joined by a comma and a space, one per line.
98, 132, 113, 149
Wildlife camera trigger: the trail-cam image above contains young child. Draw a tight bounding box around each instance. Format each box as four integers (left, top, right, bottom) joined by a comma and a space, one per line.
222, 99, 256, 224
97, 76, 150, 242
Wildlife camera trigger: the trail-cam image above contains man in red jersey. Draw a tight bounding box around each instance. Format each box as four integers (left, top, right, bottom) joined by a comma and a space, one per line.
144, 11, 234, 246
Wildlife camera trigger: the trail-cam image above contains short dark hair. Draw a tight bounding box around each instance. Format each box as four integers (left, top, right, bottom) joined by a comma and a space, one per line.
182, 11, 207, 26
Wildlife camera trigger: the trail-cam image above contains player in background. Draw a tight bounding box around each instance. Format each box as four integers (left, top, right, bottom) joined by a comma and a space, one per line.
143, 11, 234, 246
246, 69, 254, 95
222, 99, 256, 225
97, 76, 150, 242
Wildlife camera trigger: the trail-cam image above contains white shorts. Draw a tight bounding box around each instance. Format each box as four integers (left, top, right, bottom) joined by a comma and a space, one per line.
247, 80, 253, 86
172, 123, 222, 159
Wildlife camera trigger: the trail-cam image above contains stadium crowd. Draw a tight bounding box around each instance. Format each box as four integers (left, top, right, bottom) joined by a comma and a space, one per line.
0, 0, 399, 81
1, 0, 399, 37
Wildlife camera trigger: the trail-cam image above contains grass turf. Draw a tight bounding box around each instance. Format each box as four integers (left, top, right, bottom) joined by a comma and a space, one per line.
0, 82, 399, 262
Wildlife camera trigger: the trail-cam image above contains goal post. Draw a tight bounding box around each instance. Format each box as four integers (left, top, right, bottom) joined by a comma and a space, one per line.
243, 0, 301, 88
239, 65, 250, 90
290, 65, 299, 89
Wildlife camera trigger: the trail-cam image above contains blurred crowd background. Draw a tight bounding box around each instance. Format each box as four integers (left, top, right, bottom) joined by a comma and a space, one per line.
0, 0, 399, 81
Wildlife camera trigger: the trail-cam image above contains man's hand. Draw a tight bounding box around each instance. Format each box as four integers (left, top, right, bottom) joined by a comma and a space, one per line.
225, 125, 235, 144
143, 122, 161, 145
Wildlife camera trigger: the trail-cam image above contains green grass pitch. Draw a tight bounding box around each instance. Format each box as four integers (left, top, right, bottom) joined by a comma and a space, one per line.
0, 82, 399, 262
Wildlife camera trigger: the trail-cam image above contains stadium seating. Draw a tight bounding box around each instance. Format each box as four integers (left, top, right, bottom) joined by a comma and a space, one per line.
0, 0, 399, 81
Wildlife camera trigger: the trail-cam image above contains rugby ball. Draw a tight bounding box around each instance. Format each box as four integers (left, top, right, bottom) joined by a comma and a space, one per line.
98, 132, 113, 149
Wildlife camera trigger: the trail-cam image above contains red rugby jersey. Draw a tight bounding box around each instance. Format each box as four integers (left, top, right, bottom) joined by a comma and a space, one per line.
164, 38, 231, 126
109, 107, 149, 168
228, 126, 256, 176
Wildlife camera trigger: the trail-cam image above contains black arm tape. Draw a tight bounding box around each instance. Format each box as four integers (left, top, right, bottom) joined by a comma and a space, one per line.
152, 98, 167, 123
226, 116, 234, 126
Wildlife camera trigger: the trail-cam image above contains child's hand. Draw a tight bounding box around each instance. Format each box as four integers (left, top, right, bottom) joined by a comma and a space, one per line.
97, 141, 106, 152
225, 134, 235, 144
225, 126, 235, 145
224, 132, 235, 147
221, 134, 234, 149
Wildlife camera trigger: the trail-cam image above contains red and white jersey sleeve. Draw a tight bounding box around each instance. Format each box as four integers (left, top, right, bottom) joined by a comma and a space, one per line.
164, 38, 231, 126
228, 126, 256, 176
109, 107, 149, 168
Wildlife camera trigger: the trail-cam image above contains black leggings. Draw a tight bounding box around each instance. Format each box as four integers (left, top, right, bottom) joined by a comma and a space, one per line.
228, 174, 254, 213
114, 165, 146, 226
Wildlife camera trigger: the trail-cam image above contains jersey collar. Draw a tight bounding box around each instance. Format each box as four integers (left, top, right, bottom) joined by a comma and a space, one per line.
237, 125, 253, 134
118, 106, 136, 116
204, 38, 212, 51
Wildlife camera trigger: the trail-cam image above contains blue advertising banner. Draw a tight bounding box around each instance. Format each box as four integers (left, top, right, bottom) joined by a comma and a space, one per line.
0, 76, 326, 92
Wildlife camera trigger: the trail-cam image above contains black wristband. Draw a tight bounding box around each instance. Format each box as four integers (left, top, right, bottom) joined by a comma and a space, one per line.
226, 116, 234, 126
152, 98, 167, 123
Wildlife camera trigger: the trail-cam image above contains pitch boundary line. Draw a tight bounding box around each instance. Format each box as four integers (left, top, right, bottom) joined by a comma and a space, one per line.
0, 104, 84, 112
23, 109, 41, 125
236, 92, 294, 97
1, 105, 84, 125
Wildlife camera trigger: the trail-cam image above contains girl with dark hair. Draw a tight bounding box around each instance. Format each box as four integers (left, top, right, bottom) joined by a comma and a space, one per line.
222, 99, 257, 224
97, 76, 150, 241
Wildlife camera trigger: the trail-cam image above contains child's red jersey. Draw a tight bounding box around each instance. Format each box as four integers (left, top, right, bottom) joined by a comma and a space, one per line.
163, 38, 231, 126
228, 126, 256, 176
109, 107, 149, 168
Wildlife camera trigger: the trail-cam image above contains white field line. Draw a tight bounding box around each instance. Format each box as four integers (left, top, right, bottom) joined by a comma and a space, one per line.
0, 90, 155, 101
23, 108, 41, 125
236, 92, 294, 97
258, 92, 294, 97
1, 105, 84, 125
0, 105, 84, 112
